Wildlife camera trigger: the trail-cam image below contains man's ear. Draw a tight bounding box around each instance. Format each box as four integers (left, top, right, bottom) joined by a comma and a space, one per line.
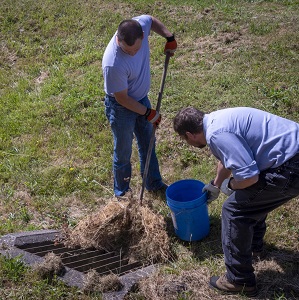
185, 132, 193, 140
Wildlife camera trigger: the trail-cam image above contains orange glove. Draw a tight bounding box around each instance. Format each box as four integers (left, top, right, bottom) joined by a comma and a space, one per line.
164, 35, 177, 56
144, 108, 161, 126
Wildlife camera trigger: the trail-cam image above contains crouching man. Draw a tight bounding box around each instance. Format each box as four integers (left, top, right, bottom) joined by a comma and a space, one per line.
173, 106, 299, 297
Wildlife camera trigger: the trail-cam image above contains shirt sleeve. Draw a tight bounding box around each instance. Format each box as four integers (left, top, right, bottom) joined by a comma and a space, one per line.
133, 15, 152, 36
209, 131, 260, 180
103, 65, 128, 95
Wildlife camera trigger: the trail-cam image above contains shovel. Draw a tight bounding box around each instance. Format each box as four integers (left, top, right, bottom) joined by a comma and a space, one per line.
139, 52, 171, 205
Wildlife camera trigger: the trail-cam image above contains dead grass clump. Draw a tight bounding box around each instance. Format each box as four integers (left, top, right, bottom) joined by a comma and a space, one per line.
33, 252, 65, 280
63, 200, 172, 264
83, 270, 123, 293
63, 200, 129, 250
128, 204, 171, 263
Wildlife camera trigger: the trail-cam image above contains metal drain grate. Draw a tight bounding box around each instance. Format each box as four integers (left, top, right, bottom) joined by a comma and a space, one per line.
0, 230, 156, 300
16, 240, 142, 276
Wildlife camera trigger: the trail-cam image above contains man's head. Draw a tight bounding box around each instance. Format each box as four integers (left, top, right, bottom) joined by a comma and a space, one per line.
173, 107, 207, 148
116, 19, 144, 56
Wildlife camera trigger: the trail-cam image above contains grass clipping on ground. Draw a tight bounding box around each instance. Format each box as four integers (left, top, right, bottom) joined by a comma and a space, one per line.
33, 252, 65, 281
83, 270, 123, 293
63, 200, 172, 264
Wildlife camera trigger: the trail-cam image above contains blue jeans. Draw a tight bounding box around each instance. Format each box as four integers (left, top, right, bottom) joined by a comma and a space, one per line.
221, 153, 299, 286
104, 95, 163, 196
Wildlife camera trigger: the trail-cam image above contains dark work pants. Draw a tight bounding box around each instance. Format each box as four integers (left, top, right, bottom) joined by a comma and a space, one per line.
221, 153, 299, 286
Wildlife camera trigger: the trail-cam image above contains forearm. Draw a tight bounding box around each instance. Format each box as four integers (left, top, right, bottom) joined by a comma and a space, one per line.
150, 16, 173, 38
213, 161, 259, 190
114, 90, 147, 115
213, 161, 231, 188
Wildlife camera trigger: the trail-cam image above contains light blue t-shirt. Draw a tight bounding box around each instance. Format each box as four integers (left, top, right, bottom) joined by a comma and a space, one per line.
203, 107, 299, 181
102, 15, 152, 101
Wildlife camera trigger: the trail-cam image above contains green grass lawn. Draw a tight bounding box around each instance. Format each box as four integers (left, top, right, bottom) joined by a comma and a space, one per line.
0, 0, 298, 299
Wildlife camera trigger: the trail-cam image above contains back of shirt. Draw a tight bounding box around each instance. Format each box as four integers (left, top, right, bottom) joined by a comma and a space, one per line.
102, 15, 152, 101
204, 107, 299, 180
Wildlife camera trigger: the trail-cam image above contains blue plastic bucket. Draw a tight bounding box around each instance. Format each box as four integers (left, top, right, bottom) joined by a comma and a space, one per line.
166, 179, 210, 241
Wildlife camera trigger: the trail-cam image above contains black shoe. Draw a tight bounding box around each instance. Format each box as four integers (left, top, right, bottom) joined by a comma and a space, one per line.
209, 274, 258, 297
149, 183, 168, 197
156, 183, 168, 193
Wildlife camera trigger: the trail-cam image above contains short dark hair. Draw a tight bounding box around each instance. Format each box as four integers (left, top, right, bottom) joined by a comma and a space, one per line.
117, 19, 143, 46
173, 107, 205, 137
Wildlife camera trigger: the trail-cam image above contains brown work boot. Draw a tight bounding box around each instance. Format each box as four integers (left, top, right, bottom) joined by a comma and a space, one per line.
209, 274, 258, 297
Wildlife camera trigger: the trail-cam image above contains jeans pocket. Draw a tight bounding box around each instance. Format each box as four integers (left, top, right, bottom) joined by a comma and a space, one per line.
243, 172, 277, 203
282, 168, 299, 196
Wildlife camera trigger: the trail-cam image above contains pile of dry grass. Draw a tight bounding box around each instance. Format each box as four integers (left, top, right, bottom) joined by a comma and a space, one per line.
63, 200, 172, 264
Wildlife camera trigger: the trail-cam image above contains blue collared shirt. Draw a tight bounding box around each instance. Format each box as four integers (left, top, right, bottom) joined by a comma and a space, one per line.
203, 107, 299, 180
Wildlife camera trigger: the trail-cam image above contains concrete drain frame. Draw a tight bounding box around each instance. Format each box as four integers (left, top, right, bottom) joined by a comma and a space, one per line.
0, 229, 156, 300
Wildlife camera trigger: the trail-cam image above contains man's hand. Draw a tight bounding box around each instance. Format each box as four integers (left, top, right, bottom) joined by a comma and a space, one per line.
202, 181, 220, 203
220, 178, 234, 196
164, 35, 177, 56
144, 108, 161, 126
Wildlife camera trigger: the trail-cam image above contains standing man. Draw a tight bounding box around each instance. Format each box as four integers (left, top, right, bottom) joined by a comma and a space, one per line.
173, 106, 299, 297
102, 15, 177, 197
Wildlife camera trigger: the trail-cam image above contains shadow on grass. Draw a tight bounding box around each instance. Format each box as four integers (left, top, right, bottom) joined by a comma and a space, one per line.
255, 246, 299, 300
165, 214, 222, 260
165, 213, 299, 299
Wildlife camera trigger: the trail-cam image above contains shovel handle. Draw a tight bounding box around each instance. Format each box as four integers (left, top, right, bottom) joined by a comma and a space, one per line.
139, 53, 171, 204
156, 53, 171, 113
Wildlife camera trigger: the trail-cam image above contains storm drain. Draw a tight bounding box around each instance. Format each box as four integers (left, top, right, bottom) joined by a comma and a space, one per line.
16, 240, 142, 276
0, 230, 156, 300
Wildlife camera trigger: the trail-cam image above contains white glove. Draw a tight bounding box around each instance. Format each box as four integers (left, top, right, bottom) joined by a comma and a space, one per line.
202, 181, 220, 203
220, 178, 234, 196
